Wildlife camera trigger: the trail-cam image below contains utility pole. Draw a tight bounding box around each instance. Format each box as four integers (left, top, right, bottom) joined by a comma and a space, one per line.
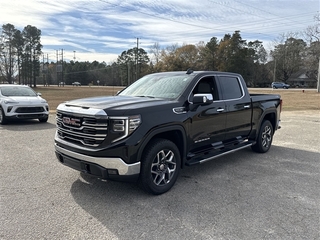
73, 51, 76, 84
56, 50, 58, 86
127, 62, 131, 86
46, 54, 49, 86
61, 49, 64, 86
42, 54, 45, 86
18, 51, 21, 84
273, 59, 276, 83
136, 37, 139, 81
56, 49, 64, 86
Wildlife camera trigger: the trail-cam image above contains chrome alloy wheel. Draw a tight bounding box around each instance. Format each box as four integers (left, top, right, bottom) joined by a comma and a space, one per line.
151, 149, 177, 186
261, 125, 272, 148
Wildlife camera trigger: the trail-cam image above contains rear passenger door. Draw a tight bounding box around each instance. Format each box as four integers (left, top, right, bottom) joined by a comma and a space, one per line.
217, 75, 252, 142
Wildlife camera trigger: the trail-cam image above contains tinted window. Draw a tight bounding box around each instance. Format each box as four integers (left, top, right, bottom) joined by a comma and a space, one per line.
192, 77, 219, 100
219, 76, 243, 100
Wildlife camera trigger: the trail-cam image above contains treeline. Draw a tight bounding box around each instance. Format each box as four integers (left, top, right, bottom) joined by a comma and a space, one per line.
1, 18, 319, 87
0, 23, 42, 86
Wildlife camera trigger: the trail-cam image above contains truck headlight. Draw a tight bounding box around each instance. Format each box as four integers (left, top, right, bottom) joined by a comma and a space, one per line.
110, 115, 141, 142
129, 115, 141, 134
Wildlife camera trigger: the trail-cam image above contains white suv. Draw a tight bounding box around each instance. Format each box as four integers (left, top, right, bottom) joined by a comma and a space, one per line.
0, 85, 49, 124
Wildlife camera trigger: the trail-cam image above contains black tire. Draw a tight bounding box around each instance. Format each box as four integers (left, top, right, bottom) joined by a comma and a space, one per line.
251, 120, 274, 153
139, 139, 181, 195
39, 115, 48, 123
0, 107, 8, 125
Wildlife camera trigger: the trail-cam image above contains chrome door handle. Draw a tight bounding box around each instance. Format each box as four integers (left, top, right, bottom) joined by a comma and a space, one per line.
244, 105, 250, 109
217, 108, 225, 112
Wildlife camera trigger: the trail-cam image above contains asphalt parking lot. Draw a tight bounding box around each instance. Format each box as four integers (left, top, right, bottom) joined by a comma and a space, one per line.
1, 111, 319, 240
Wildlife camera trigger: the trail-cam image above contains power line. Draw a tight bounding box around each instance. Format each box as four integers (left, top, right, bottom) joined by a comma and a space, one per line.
97, 0, 316, 41
98, 0, 226, 31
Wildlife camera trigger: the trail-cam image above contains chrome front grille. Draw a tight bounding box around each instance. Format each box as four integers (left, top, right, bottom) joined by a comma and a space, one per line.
56, 110, 108, 147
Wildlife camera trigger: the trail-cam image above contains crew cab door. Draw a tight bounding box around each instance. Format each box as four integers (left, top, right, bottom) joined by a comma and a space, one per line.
217, 75, 252, 141
187, 76, 227, 152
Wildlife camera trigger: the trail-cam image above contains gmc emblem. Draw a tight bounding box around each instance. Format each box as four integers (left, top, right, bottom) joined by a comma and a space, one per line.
62, 117, 81, 127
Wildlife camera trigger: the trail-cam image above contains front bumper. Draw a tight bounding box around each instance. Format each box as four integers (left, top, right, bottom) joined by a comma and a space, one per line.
55, 144, 140, 182
4, 104, 49, 119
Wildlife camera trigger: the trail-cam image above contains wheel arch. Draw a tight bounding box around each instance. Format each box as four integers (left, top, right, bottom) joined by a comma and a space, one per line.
137, 125, 187, 169
0, 105, 8, 124
262, 112, 276, 133
251, 110, 276, 141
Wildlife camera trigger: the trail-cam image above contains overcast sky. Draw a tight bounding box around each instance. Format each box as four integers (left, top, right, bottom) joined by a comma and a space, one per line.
1, 0, 319, 63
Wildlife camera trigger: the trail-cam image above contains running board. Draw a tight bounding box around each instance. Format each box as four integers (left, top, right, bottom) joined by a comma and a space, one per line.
186, 141, 255, 166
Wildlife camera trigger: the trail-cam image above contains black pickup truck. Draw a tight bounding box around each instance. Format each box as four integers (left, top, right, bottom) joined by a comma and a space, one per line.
55, 70, 282, 194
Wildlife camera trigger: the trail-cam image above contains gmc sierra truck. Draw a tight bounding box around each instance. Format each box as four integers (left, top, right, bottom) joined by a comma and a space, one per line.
55, 70, 282, 194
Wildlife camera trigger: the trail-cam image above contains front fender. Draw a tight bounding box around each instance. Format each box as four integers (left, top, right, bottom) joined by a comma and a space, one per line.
137, 124, 187, 167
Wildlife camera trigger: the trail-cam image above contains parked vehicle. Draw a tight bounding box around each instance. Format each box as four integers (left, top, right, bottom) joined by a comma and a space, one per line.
72, 82, 81, 86
271, 82, 290, 89
55, 70, 282, 194
0, 85, 49, 124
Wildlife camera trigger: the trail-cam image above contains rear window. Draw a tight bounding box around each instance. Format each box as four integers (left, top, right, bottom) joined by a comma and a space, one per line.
219, 76, 243, 100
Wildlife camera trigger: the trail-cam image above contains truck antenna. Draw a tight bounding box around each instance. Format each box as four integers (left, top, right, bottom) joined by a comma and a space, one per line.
186, 68, 193, 74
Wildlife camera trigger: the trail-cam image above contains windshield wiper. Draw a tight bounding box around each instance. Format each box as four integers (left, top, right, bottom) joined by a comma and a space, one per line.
136, 95, 155, 98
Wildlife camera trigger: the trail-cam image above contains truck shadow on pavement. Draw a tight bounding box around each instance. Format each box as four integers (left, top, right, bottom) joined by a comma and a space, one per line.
69, 145, 320, 239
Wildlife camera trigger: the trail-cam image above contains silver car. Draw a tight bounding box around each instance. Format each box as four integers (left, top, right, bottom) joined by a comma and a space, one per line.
271, 82, 290, 89
0, 85, 49, 124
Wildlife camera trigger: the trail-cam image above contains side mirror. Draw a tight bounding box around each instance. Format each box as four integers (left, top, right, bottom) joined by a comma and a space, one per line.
189, 93, 213, 111
37, 92, 42, 96
192, 93, 213, 105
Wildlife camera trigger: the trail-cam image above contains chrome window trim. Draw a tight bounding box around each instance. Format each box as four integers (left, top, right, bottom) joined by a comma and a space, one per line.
187, 74, 246, 104
218, 75, 245, 101
187, 74, 217, 104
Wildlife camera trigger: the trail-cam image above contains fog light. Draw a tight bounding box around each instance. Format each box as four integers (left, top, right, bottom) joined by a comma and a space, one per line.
107, 169, 118, 175
7, 106, 13, 113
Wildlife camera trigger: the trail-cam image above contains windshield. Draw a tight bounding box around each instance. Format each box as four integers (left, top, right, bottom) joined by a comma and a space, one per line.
0, 86, 38, 97
119, 73, 193, 99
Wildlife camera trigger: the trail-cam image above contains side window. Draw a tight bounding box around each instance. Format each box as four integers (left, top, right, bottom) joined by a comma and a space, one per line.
192, 77, 219, 100
219, 76, 243, 100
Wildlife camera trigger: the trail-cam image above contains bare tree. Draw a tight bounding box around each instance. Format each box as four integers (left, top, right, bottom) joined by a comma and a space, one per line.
304, 13, 320, 43
0, 23, 18, 83
303, 13, 320, 83
149, 42, 161, 65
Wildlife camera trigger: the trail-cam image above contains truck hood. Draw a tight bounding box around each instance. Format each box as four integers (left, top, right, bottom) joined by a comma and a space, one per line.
58, 95, 174, 114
